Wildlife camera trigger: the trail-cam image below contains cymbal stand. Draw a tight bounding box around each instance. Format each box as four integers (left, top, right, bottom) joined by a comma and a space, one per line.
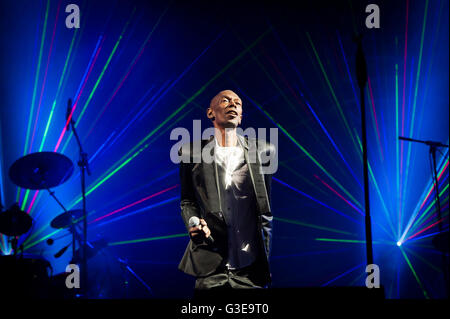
67, 104, 91, 298
399, 136, 449, 296
113, 254, 154, 297
10, 236, 18, 256
45, 188, 78, 264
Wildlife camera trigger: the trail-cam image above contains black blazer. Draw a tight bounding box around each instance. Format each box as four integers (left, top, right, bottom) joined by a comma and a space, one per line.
178, 134, 274, 285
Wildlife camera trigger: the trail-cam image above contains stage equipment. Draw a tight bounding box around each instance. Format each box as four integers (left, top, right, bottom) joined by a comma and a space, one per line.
9, 151, 73, 189
8, 150, 79, 257
0, 203, 33, 255
355, 34, 374, 268
0, 254, 52, 298
0, 204, 50, 297
50, 209, 84, 229
66, 97, 92, 297
398, 136, 449, 296
0, 203, 32, 237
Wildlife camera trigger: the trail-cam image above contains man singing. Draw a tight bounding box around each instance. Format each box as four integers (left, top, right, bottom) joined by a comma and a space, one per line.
178, 90, 275, 293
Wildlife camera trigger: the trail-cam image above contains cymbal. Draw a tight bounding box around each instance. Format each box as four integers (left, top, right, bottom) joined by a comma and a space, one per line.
0, 204, 33, 236
9, 152, 74, 190
50, 209, 84, 229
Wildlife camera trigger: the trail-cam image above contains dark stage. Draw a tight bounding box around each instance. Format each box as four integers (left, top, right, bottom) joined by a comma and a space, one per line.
0, 0, 448, 308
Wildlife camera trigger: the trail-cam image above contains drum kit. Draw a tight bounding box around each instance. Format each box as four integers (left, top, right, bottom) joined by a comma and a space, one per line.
0, 98, 156, 298
0, 99, 152, 298
1, 152, 73, 250
0, 99, 101, 297
0, 150, 103, 297
0, 149, 143, 298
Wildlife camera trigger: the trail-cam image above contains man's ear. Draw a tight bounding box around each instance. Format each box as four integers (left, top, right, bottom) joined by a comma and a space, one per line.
238, 114, 242, 125
207, 108, 215, 121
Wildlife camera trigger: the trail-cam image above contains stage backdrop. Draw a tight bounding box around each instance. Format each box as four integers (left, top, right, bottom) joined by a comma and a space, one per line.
0, 0, 448, 298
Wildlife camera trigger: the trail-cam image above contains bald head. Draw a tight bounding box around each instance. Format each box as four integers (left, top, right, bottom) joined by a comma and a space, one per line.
209, 90, 239, 108
207, 90, 242, 128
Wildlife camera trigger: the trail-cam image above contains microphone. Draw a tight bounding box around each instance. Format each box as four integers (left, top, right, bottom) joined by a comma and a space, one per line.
399, 136, 449, 148
398, 136, 413, 142
188, 216, 214, 244
66, 98, 72, 131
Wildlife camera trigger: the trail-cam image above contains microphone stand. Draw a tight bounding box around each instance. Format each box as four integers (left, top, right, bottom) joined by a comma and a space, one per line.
67, 101, 91, 298
355, 34, 374, 269
399, 136, 449, 296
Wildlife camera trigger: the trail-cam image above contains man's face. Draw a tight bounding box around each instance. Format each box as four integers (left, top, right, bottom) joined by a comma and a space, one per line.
208, 90, 243, 128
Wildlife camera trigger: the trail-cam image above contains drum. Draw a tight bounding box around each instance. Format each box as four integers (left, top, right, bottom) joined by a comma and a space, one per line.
0, 254, 52, 298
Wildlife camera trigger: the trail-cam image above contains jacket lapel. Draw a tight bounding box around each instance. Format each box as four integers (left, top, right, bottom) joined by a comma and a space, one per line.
196, 135, 271, 215
200, 136, 222, 213
237, 135, 271, 214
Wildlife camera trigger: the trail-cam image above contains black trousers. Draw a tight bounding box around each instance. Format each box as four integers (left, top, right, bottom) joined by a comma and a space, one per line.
194, 262, 265, 290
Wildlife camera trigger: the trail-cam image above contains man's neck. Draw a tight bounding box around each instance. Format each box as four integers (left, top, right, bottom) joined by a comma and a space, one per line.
214, 126, 238, 147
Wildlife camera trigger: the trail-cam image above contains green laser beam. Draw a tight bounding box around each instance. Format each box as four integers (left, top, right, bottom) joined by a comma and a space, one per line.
279, 162, 330, 198
24, 228, 62, 251
232, 33, 302, 120
28, 191, 43, 217
402, 0, 429, 219
39, 29, 79, 152
416, 0, 445, 151
412, 189, 449, 233
348, 268, 366, 287
19, 0, 51, 209
83, 3, 171, 140
404, 246, 442, 274
61, 8, 137, 154
65, 27, 273, 209
366, 85, 384, 163
64, 88, 197, 217
246, 95, 362, 209
410, 187, 449, 234
22, 0, 50, 157
108, 233, 188, 246
24, 210, 97, 249
306, 32, 361, 162
39, 101, 57, 152
29, 3, 90, 221
229, 37, 341, 159
354, 130, 397, 238
410, 198, 449, 237
399, 246, 429, 299
274, 217, 353, 235
234, 65, 353, 190
315, 238, 382, 244
401, 157, 449, 241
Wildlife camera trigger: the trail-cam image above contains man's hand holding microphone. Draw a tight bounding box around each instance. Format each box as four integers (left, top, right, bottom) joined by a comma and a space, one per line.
188, 216, 214, 245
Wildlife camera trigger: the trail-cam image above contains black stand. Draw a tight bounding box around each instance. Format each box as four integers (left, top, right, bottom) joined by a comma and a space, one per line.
116, 256, 154, 297
355, 34, 374, 267
67, 98, 91, 297
10, 236, 19, 256
46, 188, 77, 261
399, 136, 449, 296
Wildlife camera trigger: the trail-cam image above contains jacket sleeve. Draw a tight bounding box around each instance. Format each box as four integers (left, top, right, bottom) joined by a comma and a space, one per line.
262, 172, 273, 258
260, 140, 275, 258
179, 147, 201, 232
